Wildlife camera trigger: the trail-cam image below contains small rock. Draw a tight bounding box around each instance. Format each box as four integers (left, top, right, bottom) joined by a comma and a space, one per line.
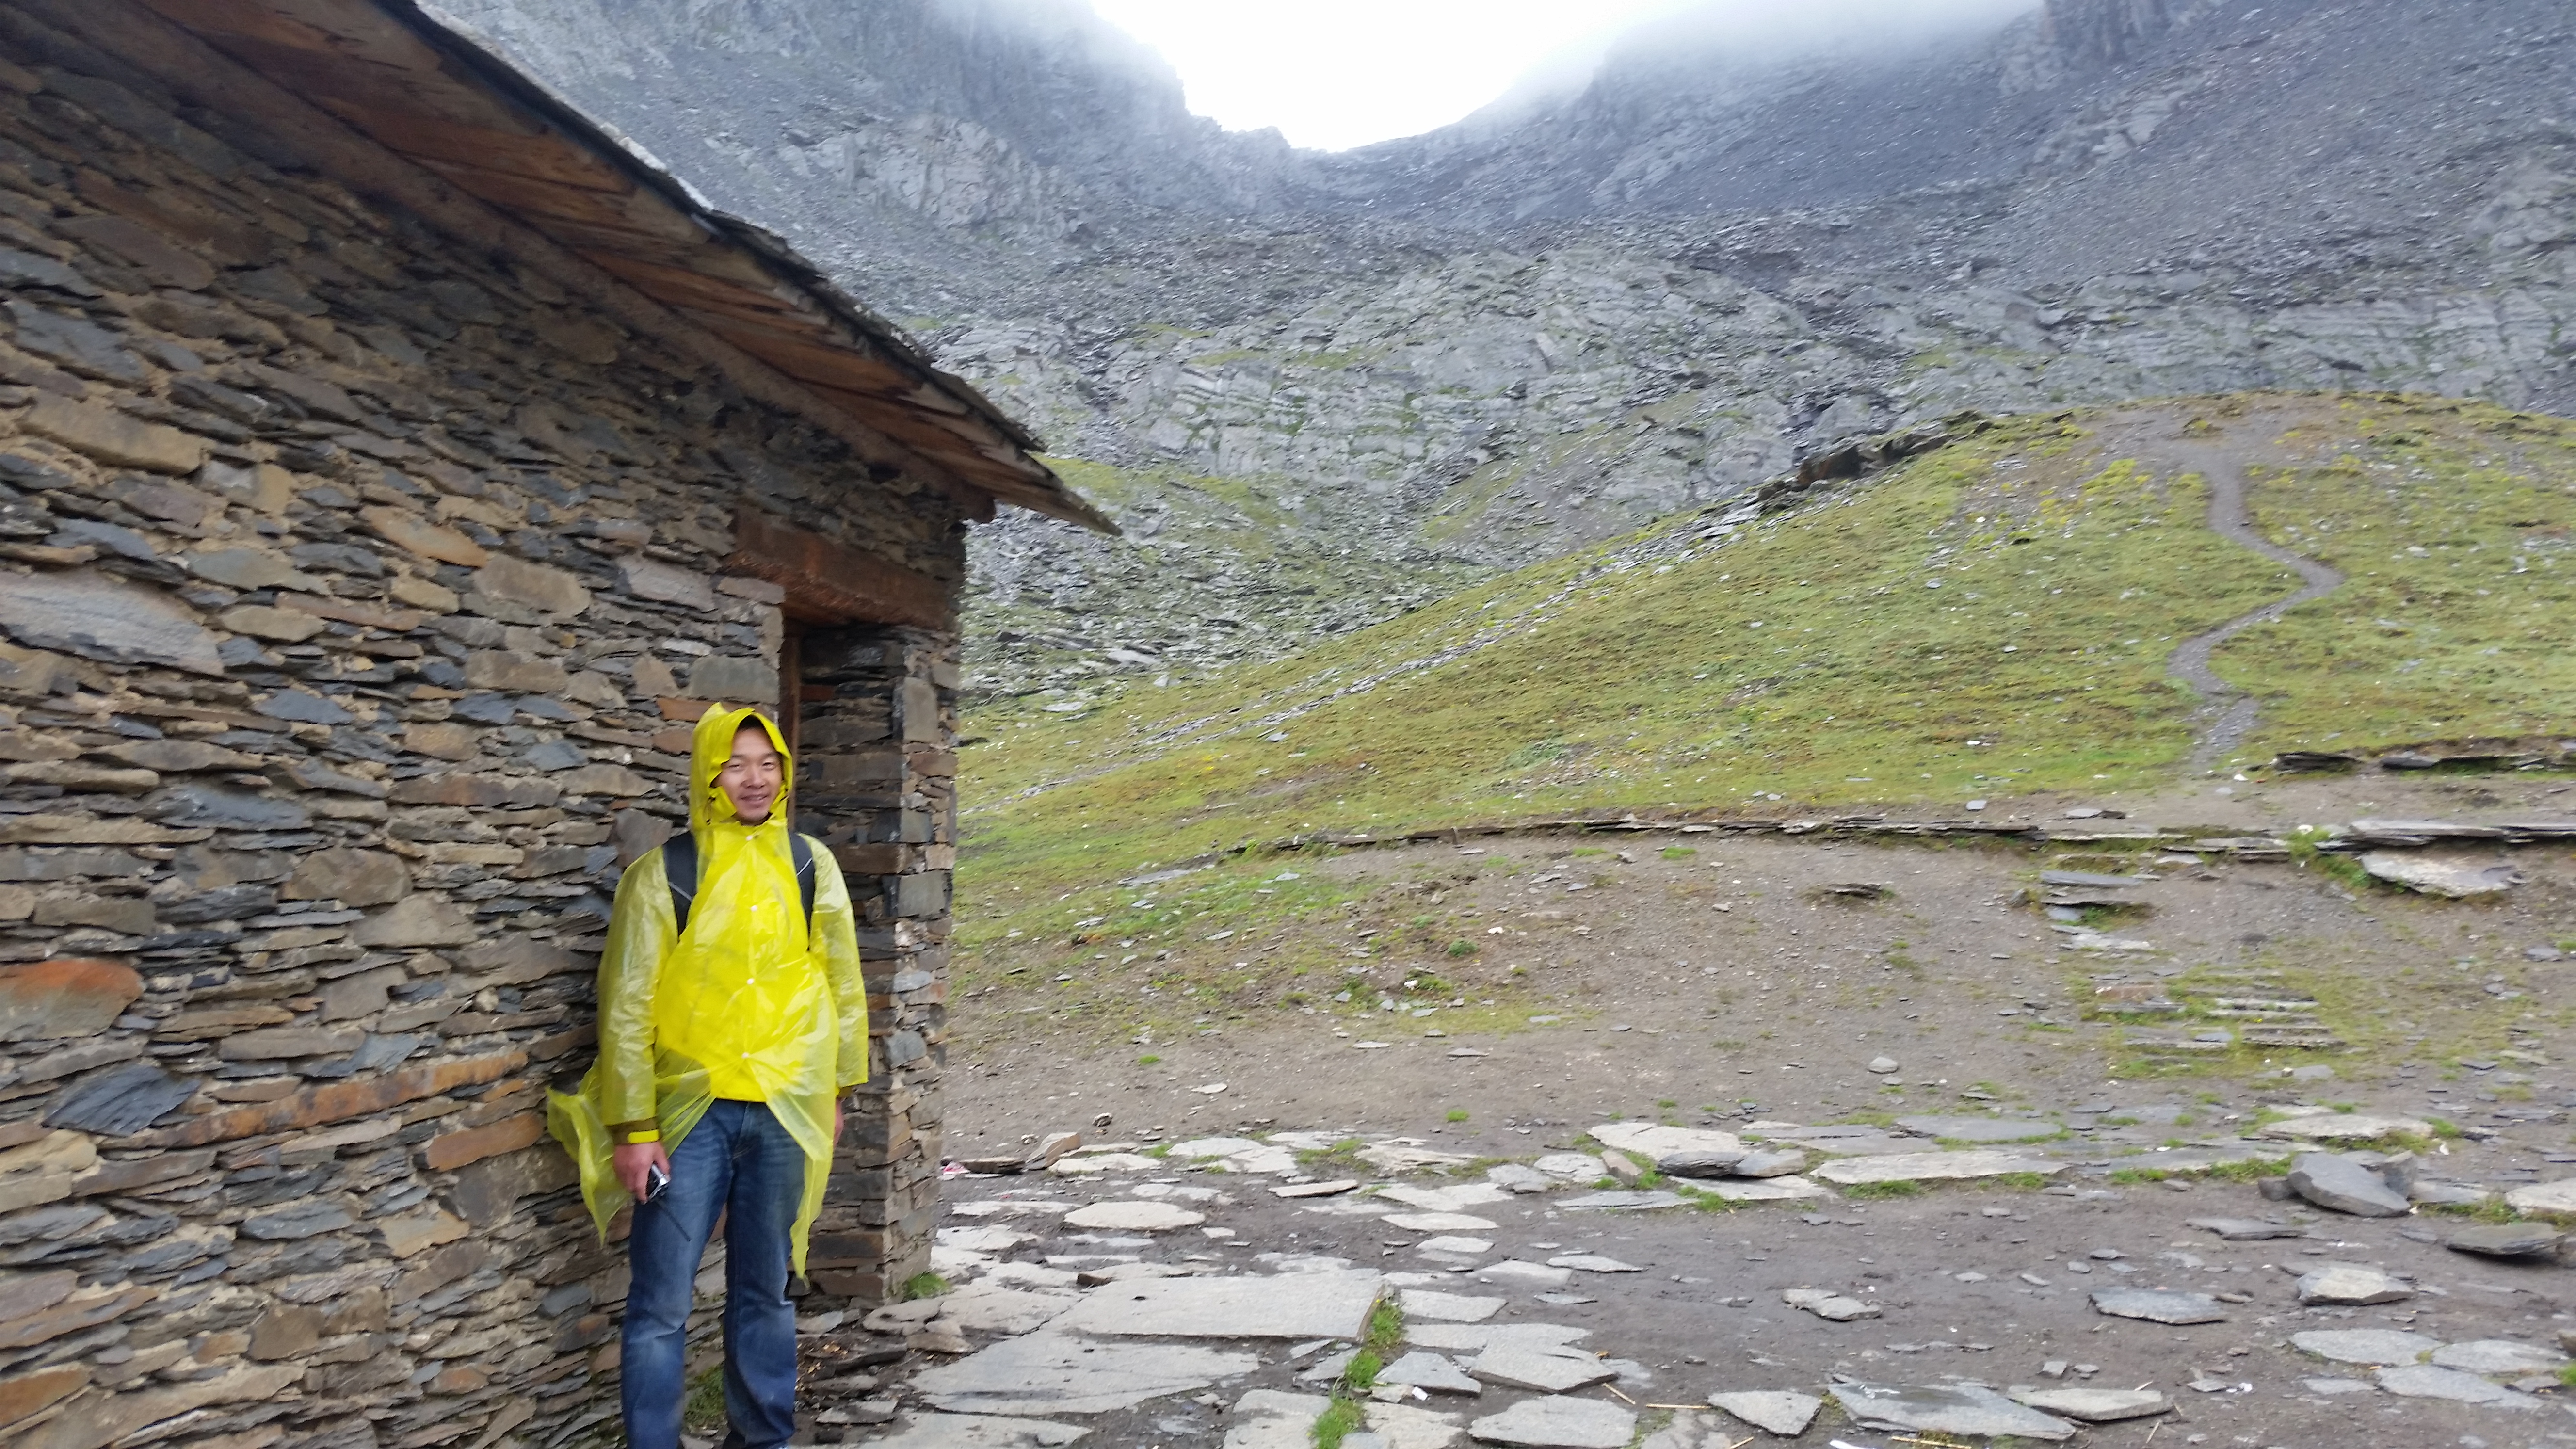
2503, 1178, 2576, 1214
2186, 1217, 2305, 1241
1867, 1056, 1900, 1074
1061, 1201, 1206, 1231
1485, 1164, 1552, 1194
2297, 1263, 2413, 1305
1705, 1389, 1821, 1437
2286, 1153, 2412, 1217
1545, 1254, 1641, 1273
2447, 1223, 2565, 1258
906, 1324, 971, 1355
1599, 1149, 1645, 1186
1783, 1288, 1880, 1322
1654, 1149, 1745, 1178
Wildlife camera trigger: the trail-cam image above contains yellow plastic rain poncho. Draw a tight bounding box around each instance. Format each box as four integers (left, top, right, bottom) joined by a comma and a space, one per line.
548, 704, 869, 1272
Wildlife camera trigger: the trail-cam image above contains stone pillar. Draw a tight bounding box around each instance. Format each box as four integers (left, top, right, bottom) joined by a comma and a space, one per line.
792, 628, 955, 1303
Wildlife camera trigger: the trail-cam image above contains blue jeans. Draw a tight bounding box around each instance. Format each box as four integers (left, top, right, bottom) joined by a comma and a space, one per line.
622, 1099, 804, 1449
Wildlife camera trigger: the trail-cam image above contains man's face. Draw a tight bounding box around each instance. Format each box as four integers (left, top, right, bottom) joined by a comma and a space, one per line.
715, 722, 783, 824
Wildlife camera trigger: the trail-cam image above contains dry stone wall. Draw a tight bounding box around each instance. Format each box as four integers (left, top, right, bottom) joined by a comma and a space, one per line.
0, 13, 967, 1449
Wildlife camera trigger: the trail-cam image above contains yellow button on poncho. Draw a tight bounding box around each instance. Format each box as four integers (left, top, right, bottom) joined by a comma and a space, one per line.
548, 704, 869, 1272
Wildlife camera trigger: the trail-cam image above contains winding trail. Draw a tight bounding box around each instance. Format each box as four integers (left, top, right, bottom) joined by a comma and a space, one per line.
2150, 439, 2346, 774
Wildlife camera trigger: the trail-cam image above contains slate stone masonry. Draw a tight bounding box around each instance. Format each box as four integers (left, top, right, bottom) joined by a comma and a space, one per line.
0, 12, 974, 1449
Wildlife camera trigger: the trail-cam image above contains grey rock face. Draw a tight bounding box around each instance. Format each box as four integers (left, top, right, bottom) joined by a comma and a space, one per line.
2287, 1152, 2412, 1217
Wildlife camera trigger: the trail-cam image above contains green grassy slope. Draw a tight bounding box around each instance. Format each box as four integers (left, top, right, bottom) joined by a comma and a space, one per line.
957, 395, 2575, 908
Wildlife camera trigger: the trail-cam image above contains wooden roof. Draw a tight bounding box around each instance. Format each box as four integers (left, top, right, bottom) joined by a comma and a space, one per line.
127, 0, 1115, 533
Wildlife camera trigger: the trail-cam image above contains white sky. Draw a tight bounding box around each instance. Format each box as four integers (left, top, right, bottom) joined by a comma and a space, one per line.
1088, 0, 1676, 152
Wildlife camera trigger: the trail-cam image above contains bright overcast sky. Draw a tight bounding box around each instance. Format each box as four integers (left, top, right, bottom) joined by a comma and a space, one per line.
1088, 0, 1675, 152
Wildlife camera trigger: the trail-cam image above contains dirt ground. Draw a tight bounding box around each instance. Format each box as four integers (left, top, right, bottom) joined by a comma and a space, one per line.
948, 770, 2576, 1157
897, 768, 2576, 1446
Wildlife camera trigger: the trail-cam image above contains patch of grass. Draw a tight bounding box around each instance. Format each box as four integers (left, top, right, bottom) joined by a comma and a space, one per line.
1988, 1172, 2053, 1191
1447, 1109, 1471, 1122
1312, 1396, 1366, 1449
2107, 1167, 2168, 1185
2286, 826, 2375, 892
1659, 845, 1698, 859
1846, 1179, 1923, 1199
1299, 1137, 1368, 1170
2420, 1197, 2518, 1224
1446, 939, 1477, 957
680, 1367, 726, 1436
1137, 1054, 1161, 1065
900, 1272, 950, 1300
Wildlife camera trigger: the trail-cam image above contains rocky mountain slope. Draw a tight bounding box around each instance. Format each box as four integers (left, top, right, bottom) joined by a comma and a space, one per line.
446, 0, 2576, 700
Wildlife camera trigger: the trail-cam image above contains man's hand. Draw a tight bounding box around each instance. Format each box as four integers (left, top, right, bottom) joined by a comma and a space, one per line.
613, 1140, 672, 1203
832, 1097, 844, 1144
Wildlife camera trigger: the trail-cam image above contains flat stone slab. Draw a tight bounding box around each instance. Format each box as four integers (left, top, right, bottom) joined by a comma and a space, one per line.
1385, 1212, 1499, 1233
2448, 1223, 2565, 1257
1379, 1184, 1512, 1212
2376, 1364, 2541, 1407
1273, 1180, 1360, 1199
1546, 1255, 1641, 1273
2303, 1377, 2376, 1395
1378, 1352, 1481, 1395
2090, 1288, 2226, 1324
2292, 1329, 2441, 1366
2361, 853, 2520, 898
1588, 1122, 1744, 1159
859, 1413, 1090, 1447
1695, 1175, 1833, 1203
1408, 1323, 1590, 1353
1050, 1153, 1159, 1175
1530, 1154, 1604, 1180
2186, 1217, 2306, 1241
1748, 1126, 1923, 1156
1415, 1236, 1493, 1256
1360, 1144, 1475, 1174
1485, 1165, 1552, 1194
1365, 1402, 1465, 1449
1060, 1201, 1205, 1231
1895, 1115, 2065, 1143
2299, 1263, 2413, 1305
1466, 1396, 1634, 1449
1466, 1344, 1618, 1393
1829, 1382, 2076, 1443
2503, 1178, 2576, 1214
933, 1283, 1080, 1334
2261, 1114, 2431, 1143
1554, 1190, 1686, 1210
937, 1226, 1038, 1253
2007, 1387, 2170, 1422
1705, 1390, 1820, 1437
1472, 1261, 1573, 1288
912, 1334, 1258, 1415
1812, 1150, 2065, 1185
2287, 1153, 2410, 1217
2431, 1340, 2569, 1375
1400, 1290, 1504, 1322
1782, 1288, 1879, 1321
1044, 1271, 1383, 1340
1223, 1390, 1326, 1449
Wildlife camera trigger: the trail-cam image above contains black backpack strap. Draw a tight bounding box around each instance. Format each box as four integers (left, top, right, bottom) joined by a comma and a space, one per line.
790, 833, 818, 928
662, 833, 699, 936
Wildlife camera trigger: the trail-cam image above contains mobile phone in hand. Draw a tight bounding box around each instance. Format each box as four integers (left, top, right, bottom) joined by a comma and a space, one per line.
645, 1163, 671, 1202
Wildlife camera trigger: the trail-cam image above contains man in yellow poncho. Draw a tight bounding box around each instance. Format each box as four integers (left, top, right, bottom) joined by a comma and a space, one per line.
548, 704, 868, 1449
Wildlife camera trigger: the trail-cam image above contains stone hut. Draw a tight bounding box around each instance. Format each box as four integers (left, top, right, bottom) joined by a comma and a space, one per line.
0, 1, 1109, 1447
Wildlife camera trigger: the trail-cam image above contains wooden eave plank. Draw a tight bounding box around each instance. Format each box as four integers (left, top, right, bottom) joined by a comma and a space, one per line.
582, 254, 827, 325
136, 0, 337, 52
404, 158, 731, 251
173, 26, 531, 134
311, 99, 628, 192
702, 324, 923, 400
